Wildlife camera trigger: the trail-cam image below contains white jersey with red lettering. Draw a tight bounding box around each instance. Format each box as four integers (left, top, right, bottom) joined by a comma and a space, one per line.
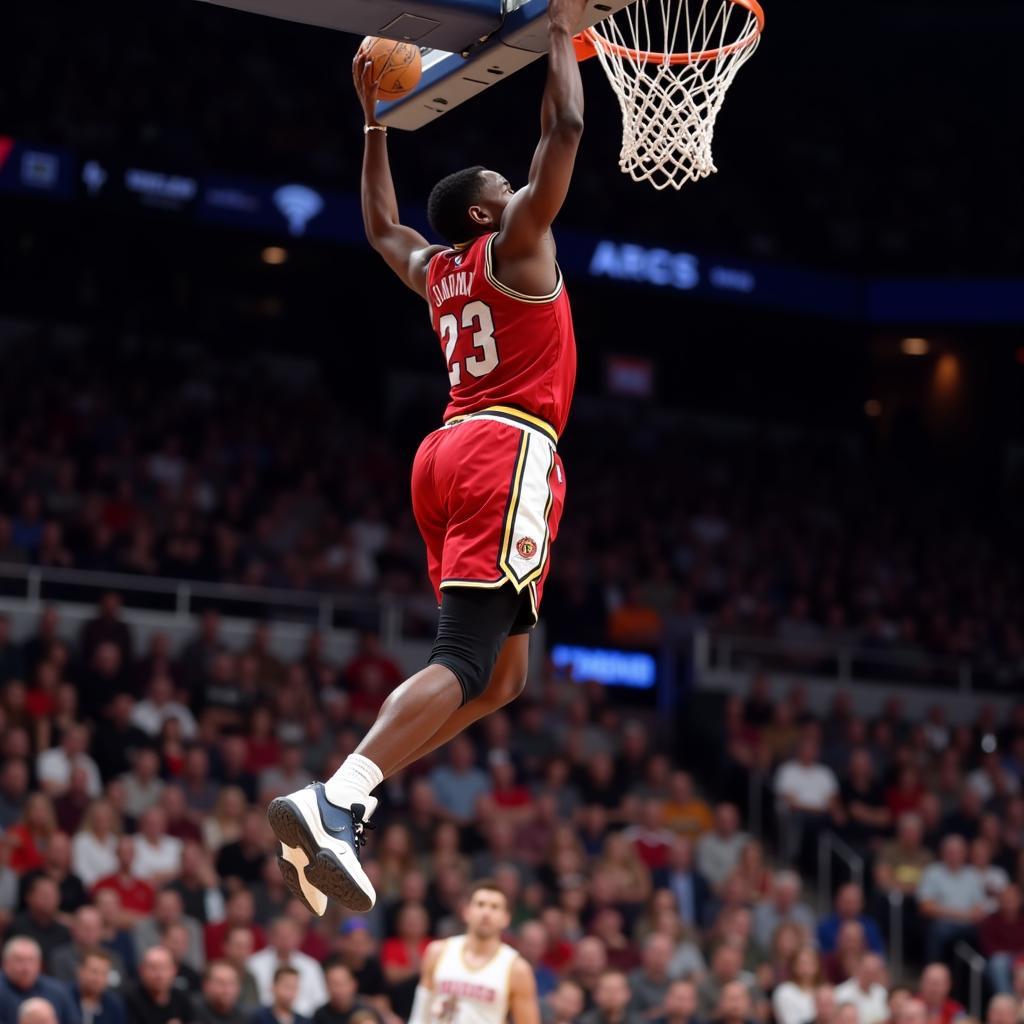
429, 934, 520, 1024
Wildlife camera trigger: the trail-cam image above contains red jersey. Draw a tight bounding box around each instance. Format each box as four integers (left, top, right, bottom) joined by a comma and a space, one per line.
426, 232, 576, 438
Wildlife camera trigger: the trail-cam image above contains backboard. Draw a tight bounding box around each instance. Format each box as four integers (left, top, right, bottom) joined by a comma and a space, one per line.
193, 0, 634, 128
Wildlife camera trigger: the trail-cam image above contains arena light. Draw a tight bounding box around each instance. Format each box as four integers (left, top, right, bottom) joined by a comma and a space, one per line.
900, 336, 930, 356
262, 246, 288, 266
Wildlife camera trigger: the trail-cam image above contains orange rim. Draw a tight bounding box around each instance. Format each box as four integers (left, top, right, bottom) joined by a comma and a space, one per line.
575, 0, 764, 66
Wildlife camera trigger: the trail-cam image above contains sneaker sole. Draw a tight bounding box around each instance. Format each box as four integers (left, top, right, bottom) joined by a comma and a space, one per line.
275, 846, 327, 917
267, 796, 374, 913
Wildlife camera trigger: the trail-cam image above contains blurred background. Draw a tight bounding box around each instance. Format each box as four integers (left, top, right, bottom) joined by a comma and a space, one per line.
1, 2, 1024, 1024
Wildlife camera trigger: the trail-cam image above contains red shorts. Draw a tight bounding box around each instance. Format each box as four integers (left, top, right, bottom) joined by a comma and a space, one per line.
411, 410, 566, 629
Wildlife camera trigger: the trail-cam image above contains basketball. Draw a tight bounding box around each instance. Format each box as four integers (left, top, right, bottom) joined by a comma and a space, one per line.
358, 36, 422, 100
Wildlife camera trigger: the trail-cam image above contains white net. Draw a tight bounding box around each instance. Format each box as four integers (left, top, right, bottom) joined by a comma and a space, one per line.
585, 0, 763, 191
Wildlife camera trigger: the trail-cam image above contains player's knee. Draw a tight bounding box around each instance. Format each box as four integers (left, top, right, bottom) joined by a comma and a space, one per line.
486, 659, 528, 707
428, 651, 491, 705
428, 584, 526, 707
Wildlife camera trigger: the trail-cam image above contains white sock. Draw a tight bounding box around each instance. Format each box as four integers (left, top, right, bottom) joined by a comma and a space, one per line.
324, 754, 383, 810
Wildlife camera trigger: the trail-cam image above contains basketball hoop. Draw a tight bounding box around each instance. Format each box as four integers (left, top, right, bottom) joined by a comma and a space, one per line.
574, 0, 764, 191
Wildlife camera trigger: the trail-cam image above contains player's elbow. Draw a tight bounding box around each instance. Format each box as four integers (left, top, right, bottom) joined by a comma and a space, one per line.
364, 222, 388, 250
550, 111, 584, 139
365, 224, 402, 261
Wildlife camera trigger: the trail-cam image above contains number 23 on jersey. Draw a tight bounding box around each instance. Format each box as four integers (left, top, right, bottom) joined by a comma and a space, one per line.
440, 300, 499, 387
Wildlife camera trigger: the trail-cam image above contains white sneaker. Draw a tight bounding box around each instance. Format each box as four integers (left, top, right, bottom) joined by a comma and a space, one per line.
267, 782, 378, 913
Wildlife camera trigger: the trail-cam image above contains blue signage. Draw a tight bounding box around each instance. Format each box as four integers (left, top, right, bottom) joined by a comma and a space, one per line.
551, 644, 657, 689
3, 133, 1024, 325
0, 138, 75, 200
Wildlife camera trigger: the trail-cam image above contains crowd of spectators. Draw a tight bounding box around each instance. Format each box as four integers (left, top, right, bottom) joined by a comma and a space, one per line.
1, 338, 1022, 683
0, 594, 1022, 1024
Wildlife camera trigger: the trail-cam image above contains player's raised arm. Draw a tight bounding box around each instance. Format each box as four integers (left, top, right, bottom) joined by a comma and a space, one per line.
494, 0, 589, 263
354, 55, 443, 300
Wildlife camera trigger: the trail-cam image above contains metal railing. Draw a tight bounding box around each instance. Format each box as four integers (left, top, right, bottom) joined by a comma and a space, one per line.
0, 562, 423, 644
817, 830, 864, 910
702, 629, 1016, 694
953, 941, 986, 1019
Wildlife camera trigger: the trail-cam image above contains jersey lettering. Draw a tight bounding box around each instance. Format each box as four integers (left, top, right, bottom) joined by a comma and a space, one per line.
431, 270, 476, 308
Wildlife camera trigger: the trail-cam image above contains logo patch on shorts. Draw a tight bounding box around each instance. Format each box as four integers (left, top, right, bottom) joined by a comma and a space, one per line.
516, 536, 537, 558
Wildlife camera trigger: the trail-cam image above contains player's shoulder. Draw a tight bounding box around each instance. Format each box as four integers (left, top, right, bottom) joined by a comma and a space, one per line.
423, 937, 453, 969
506, 948, 535, 989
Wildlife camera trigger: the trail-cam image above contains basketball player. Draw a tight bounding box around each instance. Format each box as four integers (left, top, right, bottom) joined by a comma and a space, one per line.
409, 880, 538, 1024
268, 0, 588, 915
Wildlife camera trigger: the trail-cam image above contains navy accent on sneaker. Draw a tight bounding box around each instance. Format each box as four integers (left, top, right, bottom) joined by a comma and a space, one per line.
311, 783, 375, 851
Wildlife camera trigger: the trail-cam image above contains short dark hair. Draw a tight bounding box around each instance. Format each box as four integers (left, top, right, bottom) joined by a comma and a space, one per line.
273, 966, 299, 984
428, 166, 486, 245
80, 949, 113, 967
25, 874, 57, 897
467, 878, 507, 907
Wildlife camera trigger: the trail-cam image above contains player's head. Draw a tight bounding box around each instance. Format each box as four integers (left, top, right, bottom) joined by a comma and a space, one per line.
462, 879, 510, 939
428, 167, 514, 246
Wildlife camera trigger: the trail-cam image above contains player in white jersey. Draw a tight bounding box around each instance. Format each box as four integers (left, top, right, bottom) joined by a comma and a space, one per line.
409, 880, 539, 1024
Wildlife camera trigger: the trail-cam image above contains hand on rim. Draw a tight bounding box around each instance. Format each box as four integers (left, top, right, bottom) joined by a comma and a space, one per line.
548, 0, 590, 33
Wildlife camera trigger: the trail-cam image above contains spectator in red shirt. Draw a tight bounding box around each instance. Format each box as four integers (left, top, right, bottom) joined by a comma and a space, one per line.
344, 634, 402, 726
8, 793, 58, 875
244, 707, 280, 775
379, 902, 431, 988
159, 787, 202, 844
102, 481, 140, 537
92, 835, 155, 924
919, 963, 966, 1024
885, 767, 925, 820
591, 908, 641, 972
539, 907, 577, 974
205, 889, 265, 961
25, 662, 60, 727
980, 885, 1024, 993
483, 751, 533, 824
623, 800, 676, 871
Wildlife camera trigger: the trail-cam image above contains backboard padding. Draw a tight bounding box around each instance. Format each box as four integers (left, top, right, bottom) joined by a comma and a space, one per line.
193, 0, 505, 54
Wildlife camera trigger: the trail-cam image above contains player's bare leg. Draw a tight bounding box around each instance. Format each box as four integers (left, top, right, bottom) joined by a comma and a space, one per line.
386, 634, 529, 776
267, 662, 462, 913
351, 662, 466, 776
267, 587, 524, 914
